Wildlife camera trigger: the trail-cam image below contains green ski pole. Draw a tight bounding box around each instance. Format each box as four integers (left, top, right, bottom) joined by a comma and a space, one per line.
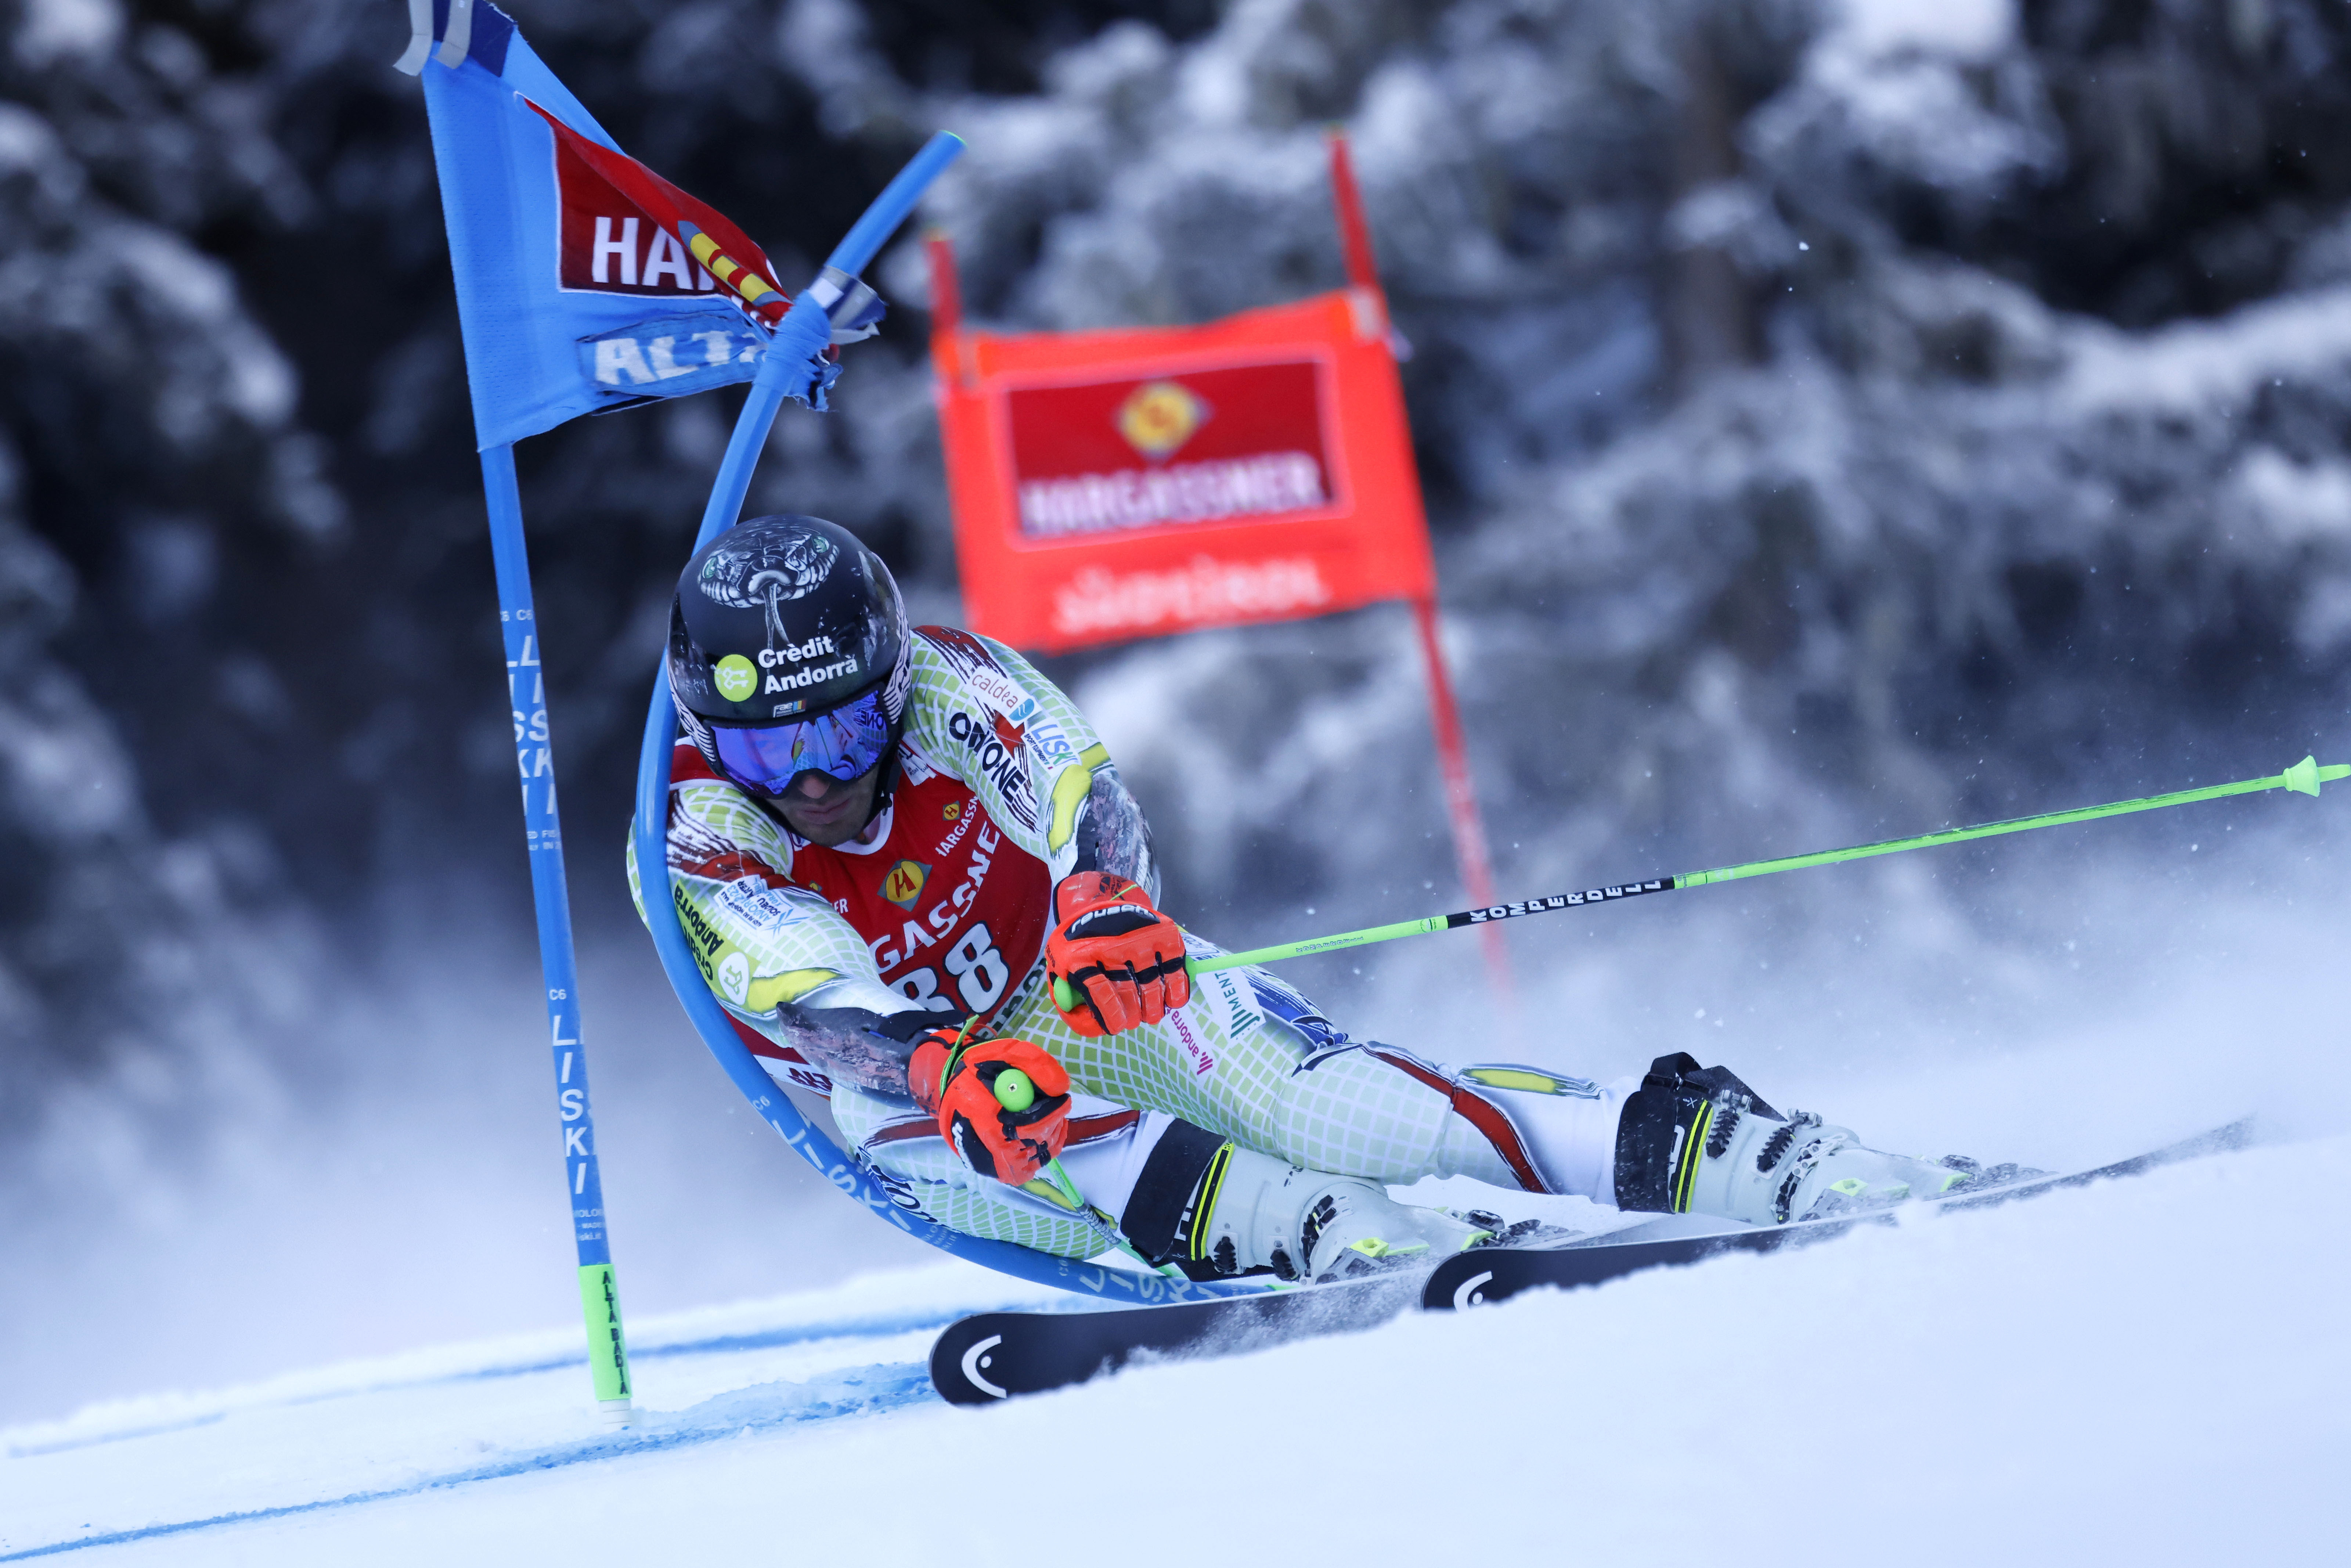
1052, 756, 2347, 999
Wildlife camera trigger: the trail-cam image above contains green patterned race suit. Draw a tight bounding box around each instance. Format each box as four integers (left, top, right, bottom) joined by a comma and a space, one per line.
630, 630, 1531, 1257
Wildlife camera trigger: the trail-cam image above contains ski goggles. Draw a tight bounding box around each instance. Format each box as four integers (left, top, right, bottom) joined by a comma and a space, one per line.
707, 688, 892, 795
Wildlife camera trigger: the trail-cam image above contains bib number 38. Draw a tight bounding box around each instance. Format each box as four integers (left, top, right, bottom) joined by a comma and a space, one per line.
942, 923, 1008, 1012
893, 922, 1011, 1014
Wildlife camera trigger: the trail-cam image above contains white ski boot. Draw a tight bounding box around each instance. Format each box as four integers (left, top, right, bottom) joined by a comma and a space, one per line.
1123, 1132, 1490, 1283
1614, 1052, 2018, 1226
1676, 1106, 1973, 1225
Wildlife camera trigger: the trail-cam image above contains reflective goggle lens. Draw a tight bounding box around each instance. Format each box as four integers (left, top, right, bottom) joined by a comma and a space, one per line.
708, 689, 891, 794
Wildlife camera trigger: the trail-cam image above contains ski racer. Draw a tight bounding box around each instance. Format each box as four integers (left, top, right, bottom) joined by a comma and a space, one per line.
630, 514, 2012, 1282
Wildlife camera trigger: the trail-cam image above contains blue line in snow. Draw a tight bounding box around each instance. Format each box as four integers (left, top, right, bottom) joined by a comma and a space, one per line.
4, 1413, 226, 1460
0, 1363, 937, 1561
296, 1304, 978, 1399
4, 1301, 1043, 1462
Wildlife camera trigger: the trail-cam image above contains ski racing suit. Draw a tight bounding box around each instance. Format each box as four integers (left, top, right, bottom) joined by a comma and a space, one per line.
629, 627, 1953, 1277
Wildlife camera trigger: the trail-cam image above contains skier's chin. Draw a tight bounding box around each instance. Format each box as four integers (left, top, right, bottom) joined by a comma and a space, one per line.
769, 766, 880, 846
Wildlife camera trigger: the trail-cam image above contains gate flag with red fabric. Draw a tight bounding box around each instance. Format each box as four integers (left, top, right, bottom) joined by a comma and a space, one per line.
928, 134, 1512, 992
931, 270, 1433, 652
401, 0, 826, 450
394, 0, 924, 1423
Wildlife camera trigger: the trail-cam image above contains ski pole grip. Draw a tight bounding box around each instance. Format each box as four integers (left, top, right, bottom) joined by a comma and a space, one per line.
993, 1068, 1037, 1112
1052, 960, 1205, 1014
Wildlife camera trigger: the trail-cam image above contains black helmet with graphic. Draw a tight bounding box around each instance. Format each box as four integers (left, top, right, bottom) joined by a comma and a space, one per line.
667, 515, 912, 783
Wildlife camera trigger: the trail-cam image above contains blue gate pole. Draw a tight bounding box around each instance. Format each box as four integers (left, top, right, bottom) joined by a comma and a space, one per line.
480, 443, 634, 1425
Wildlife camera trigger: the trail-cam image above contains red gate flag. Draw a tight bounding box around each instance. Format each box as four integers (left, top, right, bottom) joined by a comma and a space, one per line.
930, 265, 1434, 652
931, 133, 1513, 1004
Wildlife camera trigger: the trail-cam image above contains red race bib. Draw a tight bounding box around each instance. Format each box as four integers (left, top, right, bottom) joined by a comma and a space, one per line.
781, 768, 1050, 1025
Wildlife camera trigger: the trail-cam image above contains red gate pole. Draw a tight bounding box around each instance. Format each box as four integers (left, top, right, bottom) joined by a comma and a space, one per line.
1328, 129, 1517, 1001
1406, 603, 1494, 918
925, 229, 982, 393
925, 230, 962, 333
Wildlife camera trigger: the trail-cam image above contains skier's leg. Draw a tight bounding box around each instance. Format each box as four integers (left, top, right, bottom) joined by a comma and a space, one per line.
1003, 962, 1985, 1260
1015, 957, 1560, 1192
1058, 967, 1992, 1232
1104, 1118, 1490, 1283
830, 1081, 1122, 1259
1262, 1037, 1635, 1198
1010, 960, 1627, 1251
834, 1079, 1486, 1282
1245, 1035, 1997, 1227
1125, 963, 1636, 1199
1251, 1040, 2009, 1225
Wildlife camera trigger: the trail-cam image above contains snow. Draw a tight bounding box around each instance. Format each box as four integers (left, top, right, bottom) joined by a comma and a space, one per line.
5, 1121, 2340, 1564
2061, 286, 2351, 418
34, 760, 2345, 1565
8, 8, 2350, 1554
8, 0, 125, 71
1832, 0, 2017, 64
10, 815, 2348, 1558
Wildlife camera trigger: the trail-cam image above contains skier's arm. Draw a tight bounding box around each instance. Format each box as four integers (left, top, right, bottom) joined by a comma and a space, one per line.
904, 628, 1160, 886
627, 790, 962, 1095
1067, 762, 1160, 902
680, 902, 962, 1095
975, 639, 1162, 893
677, 883, 962, 1095
767, 981, 960, 1095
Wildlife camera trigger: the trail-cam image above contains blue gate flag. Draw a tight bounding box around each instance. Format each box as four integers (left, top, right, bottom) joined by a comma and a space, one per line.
394, 2, 967, 1417
399, 0, 845, 448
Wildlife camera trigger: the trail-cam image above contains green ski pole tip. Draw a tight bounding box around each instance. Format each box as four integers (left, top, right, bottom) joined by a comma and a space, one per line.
993, 1068, 1036, 1112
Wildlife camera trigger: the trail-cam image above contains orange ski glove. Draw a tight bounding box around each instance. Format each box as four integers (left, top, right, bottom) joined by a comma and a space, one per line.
1045, 872, 1191, 1037
908, 1028, 1072, 1186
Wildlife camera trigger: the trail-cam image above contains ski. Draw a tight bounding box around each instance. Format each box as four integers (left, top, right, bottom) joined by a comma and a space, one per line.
1423, 1117, 2257, 1312
928, 1119, 2254, 1404
929, 1269, 1424, 1406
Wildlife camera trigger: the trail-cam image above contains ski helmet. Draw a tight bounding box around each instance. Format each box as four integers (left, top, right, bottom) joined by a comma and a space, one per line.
667, 515, 912, 797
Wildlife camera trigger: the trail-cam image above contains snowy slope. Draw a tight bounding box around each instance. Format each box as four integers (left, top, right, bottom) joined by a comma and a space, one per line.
5, 1128, 2340, 1566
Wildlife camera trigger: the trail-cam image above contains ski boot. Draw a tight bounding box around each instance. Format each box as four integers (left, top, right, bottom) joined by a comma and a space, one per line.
1614, 1052, 2023, 1226
1119, 1128, 1489, 1283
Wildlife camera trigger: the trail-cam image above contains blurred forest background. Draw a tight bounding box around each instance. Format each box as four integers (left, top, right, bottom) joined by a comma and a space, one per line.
4, 0, 2349, 1421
